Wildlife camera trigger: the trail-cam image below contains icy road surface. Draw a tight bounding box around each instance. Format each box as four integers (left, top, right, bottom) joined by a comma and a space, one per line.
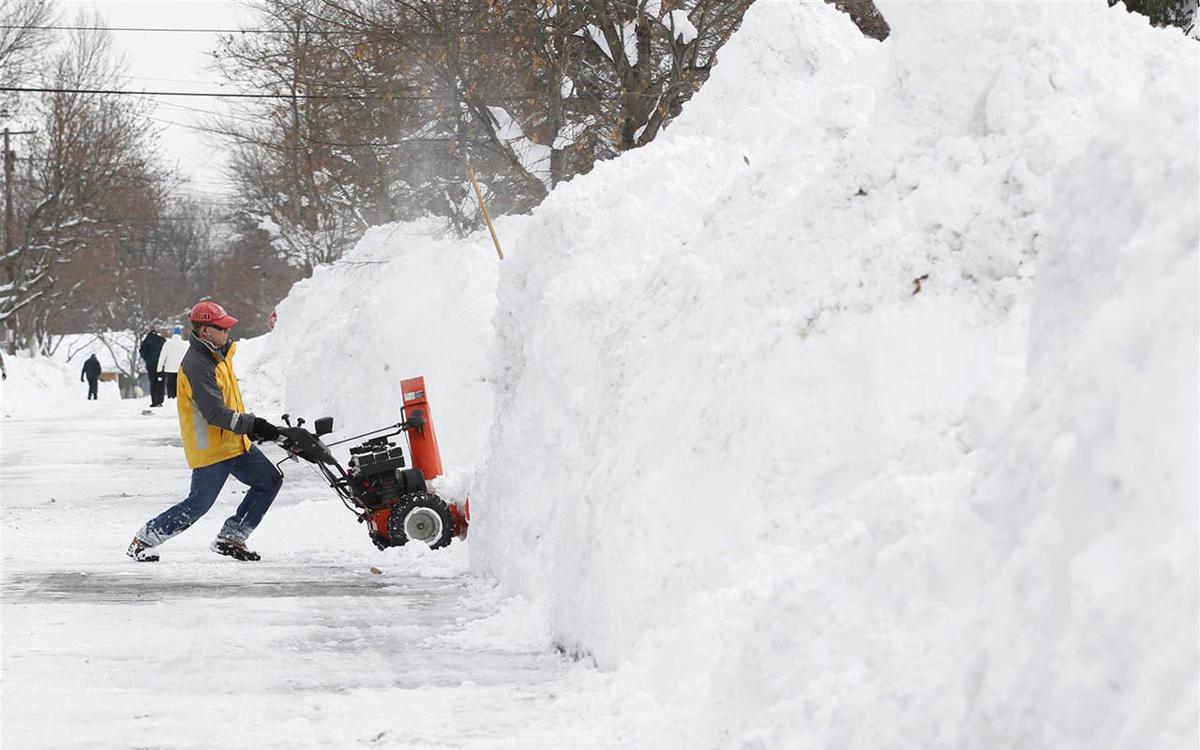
2, 401, 642, 749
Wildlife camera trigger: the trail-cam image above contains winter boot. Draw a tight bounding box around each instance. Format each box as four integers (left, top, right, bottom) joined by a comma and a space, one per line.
211, 538, 261, 562
127, 538, 160, 562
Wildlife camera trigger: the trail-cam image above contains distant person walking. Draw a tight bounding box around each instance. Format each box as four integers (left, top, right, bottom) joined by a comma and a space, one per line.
157, 325, 188, 400
126, 302, 283, 563
80, 354, 102, 400
139, 326, 167, 407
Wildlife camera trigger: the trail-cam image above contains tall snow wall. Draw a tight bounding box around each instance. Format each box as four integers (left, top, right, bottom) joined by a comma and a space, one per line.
240, 221, 507, 497
247, 1, 1198, 746
471, 1, 1199, 747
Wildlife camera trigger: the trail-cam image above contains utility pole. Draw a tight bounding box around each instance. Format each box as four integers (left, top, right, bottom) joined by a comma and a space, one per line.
3, 127, 36, 258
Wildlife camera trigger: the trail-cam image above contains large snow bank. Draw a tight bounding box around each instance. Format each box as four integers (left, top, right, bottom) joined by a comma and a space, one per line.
963, 46, 1199, 745
470, 1, 1198, 747
240, 221, 504, 497
252, 0, 1197, 746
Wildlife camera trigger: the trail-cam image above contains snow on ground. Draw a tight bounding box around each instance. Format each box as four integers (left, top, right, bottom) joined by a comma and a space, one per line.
1, 400, 641, 748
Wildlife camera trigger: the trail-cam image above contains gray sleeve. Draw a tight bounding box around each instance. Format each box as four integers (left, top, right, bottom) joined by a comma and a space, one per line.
181, 353, 256, 434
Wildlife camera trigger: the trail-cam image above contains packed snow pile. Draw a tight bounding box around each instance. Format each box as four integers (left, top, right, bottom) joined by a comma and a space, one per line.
250, 1, 1198, 746
961, 46, 1199, 745
240, 220, 505, 498
471, 1, 1198, 747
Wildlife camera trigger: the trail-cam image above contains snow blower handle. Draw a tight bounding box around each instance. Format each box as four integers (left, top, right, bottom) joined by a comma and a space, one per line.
275, 425, 336, 465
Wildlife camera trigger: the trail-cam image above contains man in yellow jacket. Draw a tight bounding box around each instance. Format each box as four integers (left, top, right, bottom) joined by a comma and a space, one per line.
127, 302, 283, 562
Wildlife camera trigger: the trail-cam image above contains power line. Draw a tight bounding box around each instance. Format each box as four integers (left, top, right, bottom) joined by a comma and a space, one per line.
154, 100, 269, 125
1, 84, 666, 102
147, 114, 252, 137
0, 24, 576, 37
0, 85, 423, 101
130, 74, 228, 86
0, 24, 352, 34
18, 216, 229, 225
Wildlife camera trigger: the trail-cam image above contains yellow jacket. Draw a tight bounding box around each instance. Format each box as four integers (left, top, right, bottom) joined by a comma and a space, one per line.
176, 336, 254, 469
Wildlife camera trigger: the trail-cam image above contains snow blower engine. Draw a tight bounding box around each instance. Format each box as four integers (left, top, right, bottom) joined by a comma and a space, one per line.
268, 377, 468, 550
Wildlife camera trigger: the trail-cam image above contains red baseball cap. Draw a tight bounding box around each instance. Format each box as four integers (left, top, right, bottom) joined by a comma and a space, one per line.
189, 301, 239, 329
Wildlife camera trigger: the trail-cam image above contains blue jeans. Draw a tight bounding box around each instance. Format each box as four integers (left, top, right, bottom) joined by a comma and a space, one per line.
137, 446, 283, 547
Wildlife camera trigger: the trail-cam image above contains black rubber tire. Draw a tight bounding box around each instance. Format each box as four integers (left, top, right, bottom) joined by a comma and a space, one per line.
387, 492, 455, 550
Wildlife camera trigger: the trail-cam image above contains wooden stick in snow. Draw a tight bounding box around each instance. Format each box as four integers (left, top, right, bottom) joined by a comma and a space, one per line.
466, 164, 505, 261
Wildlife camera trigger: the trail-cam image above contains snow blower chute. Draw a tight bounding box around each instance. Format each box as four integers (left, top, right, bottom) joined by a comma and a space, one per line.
267, 376, 468, 550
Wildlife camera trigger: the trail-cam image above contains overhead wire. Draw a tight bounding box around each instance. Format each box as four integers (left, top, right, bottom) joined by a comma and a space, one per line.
0, 85, 418, 100
0, 23, 581, 37
129, 74, 230, 86
0, 85, 642, 102
154, 100, 272, 125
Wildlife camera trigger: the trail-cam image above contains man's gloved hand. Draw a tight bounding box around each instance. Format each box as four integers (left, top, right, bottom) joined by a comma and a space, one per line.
252, 417, 281, 442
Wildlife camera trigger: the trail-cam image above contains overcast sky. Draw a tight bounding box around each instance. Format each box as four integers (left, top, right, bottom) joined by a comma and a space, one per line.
62, 0, 256, 203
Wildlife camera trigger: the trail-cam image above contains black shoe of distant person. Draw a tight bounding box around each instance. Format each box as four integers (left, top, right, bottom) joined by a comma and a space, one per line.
211, 539, 261, 562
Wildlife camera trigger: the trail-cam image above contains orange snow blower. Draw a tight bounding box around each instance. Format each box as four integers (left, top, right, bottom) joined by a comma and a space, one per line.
267, 376, 468, 550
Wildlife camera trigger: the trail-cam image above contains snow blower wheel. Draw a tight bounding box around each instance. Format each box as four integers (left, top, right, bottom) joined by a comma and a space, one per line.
387, 492, 455, 549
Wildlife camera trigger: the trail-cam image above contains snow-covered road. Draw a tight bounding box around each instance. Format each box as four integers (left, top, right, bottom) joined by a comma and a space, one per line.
2, 400, 641, 749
